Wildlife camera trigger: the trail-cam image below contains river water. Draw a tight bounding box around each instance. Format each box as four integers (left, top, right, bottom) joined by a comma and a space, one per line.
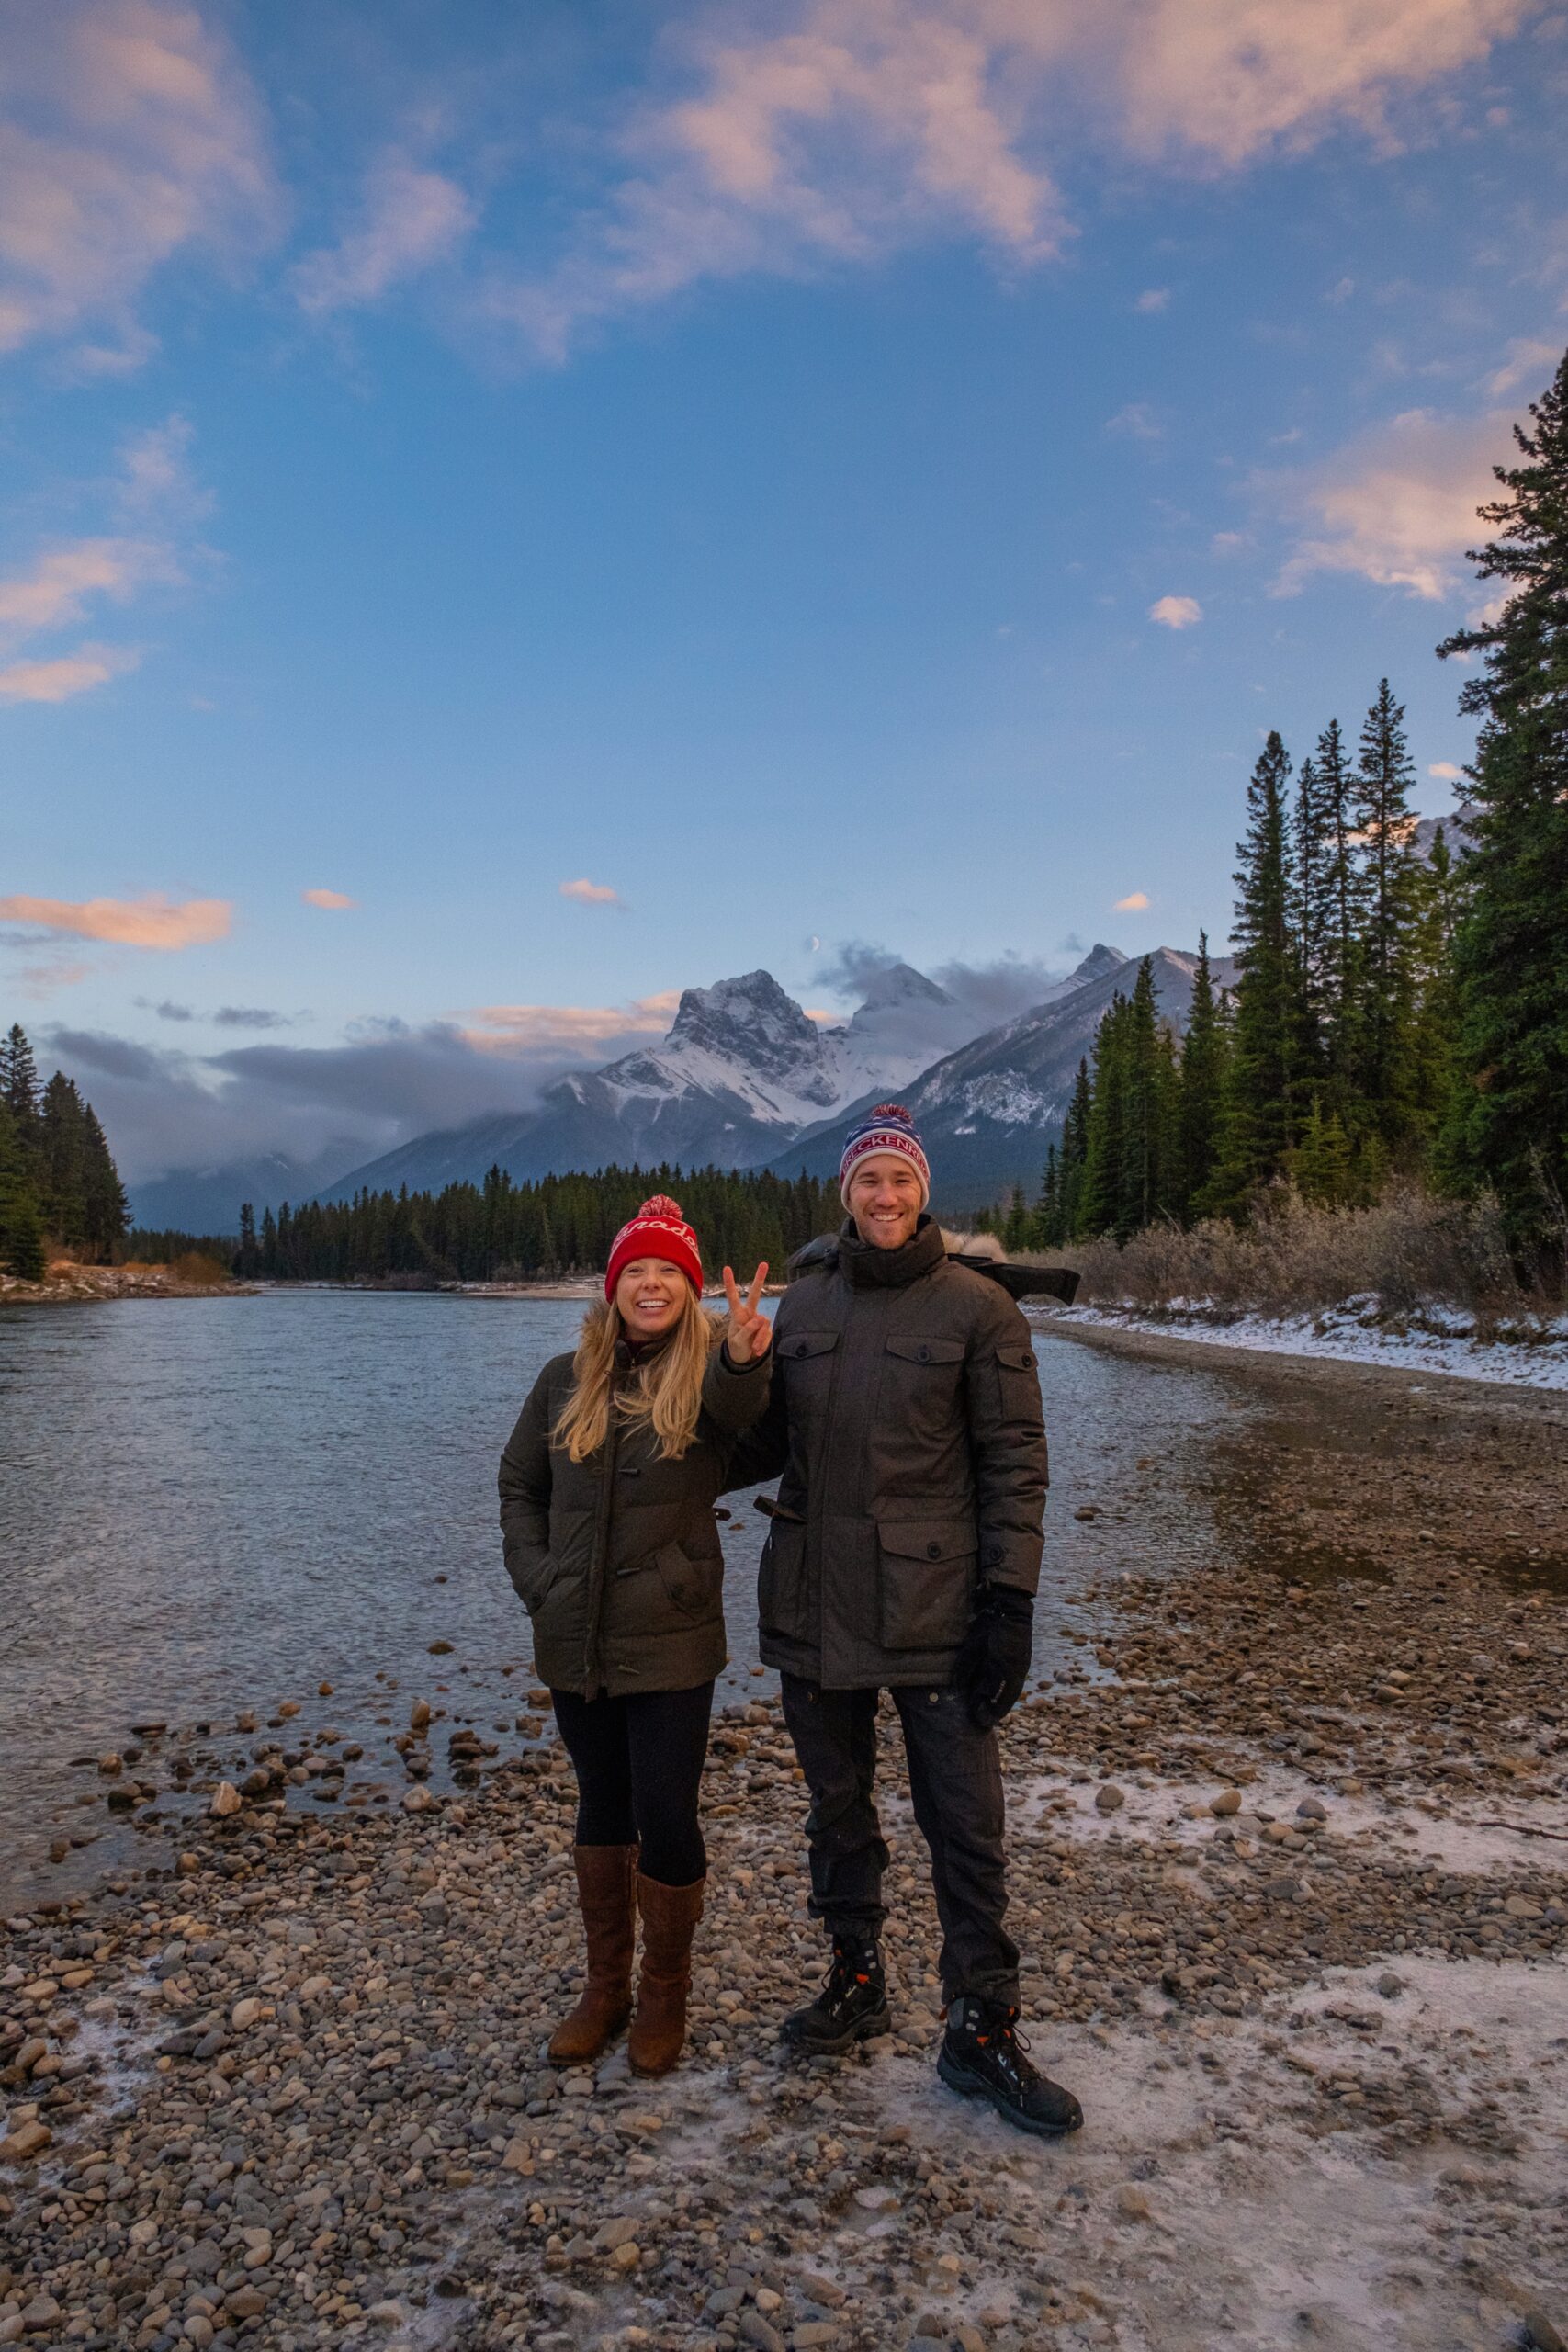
0, 1292, 1244, 1911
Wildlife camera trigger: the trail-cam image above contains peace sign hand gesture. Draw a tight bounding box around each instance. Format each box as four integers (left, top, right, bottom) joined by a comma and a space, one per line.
722, 1262, 773, 1363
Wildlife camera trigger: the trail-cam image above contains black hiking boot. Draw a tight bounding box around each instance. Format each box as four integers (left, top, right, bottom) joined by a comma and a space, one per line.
781, 1937, 890, 2054
938, 1996, 1083, 2137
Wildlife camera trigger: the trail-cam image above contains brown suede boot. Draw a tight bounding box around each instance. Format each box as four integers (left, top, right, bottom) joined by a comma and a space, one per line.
627, 1872, 705, 2077
547, 1845, 637, 2065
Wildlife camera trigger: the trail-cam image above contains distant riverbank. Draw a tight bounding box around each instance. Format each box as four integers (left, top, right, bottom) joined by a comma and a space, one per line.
0, 1261, 244, 1306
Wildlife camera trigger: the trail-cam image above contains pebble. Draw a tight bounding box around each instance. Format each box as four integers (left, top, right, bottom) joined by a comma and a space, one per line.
209, 1781, 242, 1817
1094, 1783, 1126, 1815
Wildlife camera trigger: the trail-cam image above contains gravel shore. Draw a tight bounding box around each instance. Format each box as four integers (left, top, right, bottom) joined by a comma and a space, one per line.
4, 1340, 1565, 2352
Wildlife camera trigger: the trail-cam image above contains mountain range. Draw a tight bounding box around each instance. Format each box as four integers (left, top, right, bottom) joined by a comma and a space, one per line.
315, 963, 980, 1205
127, 944, 1235, 1227
307, 941, 1235, 1217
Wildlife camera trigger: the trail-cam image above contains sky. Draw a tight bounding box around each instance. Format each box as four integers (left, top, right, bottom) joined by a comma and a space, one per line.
3, 0, 1566, 1182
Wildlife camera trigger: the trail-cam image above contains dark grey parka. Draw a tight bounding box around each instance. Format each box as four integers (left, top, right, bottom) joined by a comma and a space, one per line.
723, 1216, 1048, 1690
499, 1337, 770, 1698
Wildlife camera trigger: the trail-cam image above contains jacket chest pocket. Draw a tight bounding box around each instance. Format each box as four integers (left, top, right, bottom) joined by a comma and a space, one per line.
777, 1329, 840, 1424
882, 1333, 966, 1444
877, 1517, 976, 1650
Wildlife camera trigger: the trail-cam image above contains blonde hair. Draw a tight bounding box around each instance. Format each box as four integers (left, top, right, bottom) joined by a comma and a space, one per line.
553, 1283, 725, 1464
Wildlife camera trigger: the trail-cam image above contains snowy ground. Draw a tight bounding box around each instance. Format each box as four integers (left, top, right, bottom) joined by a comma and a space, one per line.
1037, 1299, 1568, 1391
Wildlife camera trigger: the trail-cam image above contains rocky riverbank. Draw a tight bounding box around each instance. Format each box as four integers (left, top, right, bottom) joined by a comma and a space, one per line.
3, 1348, 1566, 2352
0, 1266, 243, 1307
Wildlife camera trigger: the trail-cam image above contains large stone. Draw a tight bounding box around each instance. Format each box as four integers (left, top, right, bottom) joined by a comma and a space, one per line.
209, 1781, 243, 1818
0, 2120, 51, 2163
1094, 1784, 1126, 1815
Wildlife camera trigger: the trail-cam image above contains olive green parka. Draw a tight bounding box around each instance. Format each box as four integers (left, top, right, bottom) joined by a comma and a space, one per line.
499, 1334, 771, 1697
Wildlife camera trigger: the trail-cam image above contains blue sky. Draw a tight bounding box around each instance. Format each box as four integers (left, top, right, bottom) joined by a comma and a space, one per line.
3, 0, 1566, 1178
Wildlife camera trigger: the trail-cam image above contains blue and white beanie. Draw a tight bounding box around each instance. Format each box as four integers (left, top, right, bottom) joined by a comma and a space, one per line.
839, 1102, 931, 1211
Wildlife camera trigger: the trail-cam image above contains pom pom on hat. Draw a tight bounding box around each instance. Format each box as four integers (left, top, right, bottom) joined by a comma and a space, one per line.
605, 1193, 704, 1301
839, 1102, 931, 1209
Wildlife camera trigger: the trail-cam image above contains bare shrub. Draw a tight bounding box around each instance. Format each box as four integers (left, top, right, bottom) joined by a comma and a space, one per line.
1049, 1184, 1543, 1325
169, 1251, 232, 1288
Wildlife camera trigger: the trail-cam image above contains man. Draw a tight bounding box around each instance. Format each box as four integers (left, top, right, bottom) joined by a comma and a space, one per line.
728, 1104, 1081, 2137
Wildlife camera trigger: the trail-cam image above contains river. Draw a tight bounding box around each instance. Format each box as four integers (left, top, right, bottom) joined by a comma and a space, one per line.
0, 1291, 1244, 1911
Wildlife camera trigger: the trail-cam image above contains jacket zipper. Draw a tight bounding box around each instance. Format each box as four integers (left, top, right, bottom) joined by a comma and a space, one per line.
585, 1402, 620, 1695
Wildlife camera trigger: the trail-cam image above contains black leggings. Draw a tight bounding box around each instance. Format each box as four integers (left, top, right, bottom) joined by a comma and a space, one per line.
550, 1681, 714, 1887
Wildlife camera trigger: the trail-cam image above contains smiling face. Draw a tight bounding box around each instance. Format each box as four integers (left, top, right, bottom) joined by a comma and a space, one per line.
613, 1256, 690, 1340
846, 1155, 925, 1250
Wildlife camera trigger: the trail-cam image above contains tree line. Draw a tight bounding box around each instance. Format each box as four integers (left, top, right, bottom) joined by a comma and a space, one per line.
221, 1163, 845, 1285
1005, 345, 1568, 1276
0, 1023, 129, 1280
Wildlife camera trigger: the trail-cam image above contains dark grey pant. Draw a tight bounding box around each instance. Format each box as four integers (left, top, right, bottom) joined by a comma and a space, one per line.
779, 1675, 1020, 2006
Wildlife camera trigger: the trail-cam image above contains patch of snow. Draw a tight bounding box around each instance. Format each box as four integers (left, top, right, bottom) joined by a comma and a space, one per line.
1039, 1301, 1568, 1392
1018, 1765, 1568, 1876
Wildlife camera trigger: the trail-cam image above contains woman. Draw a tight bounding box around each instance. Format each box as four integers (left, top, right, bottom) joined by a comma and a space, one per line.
499, 1195, 773, 2076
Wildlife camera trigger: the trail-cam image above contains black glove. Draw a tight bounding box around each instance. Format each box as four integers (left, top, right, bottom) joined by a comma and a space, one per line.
955, 1585, 1034, 1730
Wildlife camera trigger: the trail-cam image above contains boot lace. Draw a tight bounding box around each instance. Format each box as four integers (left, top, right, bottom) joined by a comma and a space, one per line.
968, 2003, 1040, 2090
824, 1941, 877, 2011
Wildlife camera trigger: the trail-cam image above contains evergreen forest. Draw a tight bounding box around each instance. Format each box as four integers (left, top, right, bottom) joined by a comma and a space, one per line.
1004, 350, 1568, 1283
0, 1023, 129, 1280
229, 1165, 843, 1286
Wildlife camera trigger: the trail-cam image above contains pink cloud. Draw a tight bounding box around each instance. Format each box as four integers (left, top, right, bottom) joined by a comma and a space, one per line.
0, 0, 277, 359
302, 888, 355, 910
1149, 594, 1201, 628
1269, 408, 1508, 600
459, 991, 680, 1055
0, 891, 231, 948
486, 0, 1533, 358
1114, 890, 1151, 911
559, 877, 625, 907
292, 153, 474, 316
0, 539, 170, 635
0, 642, 141, 703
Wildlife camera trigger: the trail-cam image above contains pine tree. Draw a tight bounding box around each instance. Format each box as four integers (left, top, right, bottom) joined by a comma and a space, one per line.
0, 1097, 47, 1280
39, 1071, 90, 1251
1437, 345, 1568, 1266
1057, 1058, 1092, 1240
0, 1023, 40, 1128
1406, 823, 1464, 1153
1292, 1099, 1355, 1207
80, 1104, 129, 1258
1002, 1182, 1030, 1252
1031, 1144, 1060, 1249
1308, 717, 1365, 1118
1178, 932, 1228, 1221
1118, 956, 1179, 1235
1354, 678, 1423, 1149
1077, 997, 1131, 1238
1290, 753, 1328, 1074
1210, 732, 1302, 1212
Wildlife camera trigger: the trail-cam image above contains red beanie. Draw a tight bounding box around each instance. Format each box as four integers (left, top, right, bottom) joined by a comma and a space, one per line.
604, 1194, 704, 1302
